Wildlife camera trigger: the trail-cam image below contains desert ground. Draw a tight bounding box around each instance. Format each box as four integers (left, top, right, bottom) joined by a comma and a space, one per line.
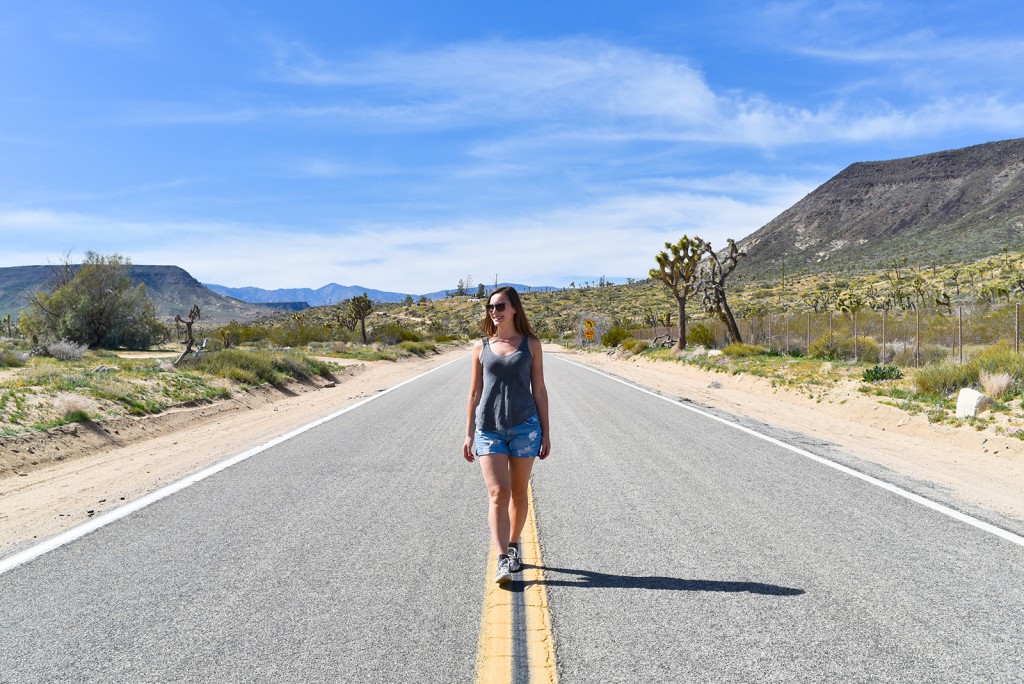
1, 345, 1021, 558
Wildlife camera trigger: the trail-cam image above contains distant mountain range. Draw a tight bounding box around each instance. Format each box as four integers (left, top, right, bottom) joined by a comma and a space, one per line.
739, 137, 1024, 279
203, 282, 559, 307
0, 264, 559, 323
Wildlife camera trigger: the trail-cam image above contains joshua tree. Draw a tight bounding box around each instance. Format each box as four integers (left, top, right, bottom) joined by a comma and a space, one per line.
650, 234, 707, 351
698, 238, 744, 345
349, 293, 373, 344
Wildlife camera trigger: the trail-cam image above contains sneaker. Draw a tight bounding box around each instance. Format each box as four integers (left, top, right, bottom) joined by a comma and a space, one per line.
507, 542, 522, 573
495, 554, 512, 584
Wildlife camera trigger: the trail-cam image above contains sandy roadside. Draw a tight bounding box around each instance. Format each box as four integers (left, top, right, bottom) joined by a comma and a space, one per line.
2, 343, 1021, 559
0, 348, 468, 557
550, 347, 1024, 528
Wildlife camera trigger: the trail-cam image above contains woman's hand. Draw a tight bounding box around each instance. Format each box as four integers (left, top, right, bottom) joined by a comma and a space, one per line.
539, 435, 551, 460
463, 436, 476, 463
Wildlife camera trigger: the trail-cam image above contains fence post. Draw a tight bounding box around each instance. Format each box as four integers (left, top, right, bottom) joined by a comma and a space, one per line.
881, 309, 887, 364
767, 314, 772, 350
915, 308, 921, 367
785, 314, 790, 354
853, 310, 858, 362
958, 306, 963, 365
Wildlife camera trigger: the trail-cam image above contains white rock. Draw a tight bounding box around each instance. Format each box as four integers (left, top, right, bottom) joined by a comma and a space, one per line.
956, 388, 994, 419
707, 349, 723, 358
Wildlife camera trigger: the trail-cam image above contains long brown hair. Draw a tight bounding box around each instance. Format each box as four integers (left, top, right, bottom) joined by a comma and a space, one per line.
480, 286, 537, 338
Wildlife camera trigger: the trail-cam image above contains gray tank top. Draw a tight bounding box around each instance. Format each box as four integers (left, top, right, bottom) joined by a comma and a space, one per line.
476, 336, 537, 432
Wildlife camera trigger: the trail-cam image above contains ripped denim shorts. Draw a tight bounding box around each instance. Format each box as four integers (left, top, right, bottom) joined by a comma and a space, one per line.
474, 412, 542, 458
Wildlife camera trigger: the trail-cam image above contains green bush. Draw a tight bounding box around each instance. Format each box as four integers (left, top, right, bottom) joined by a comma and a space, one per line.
686, 323, 715, 348
18, 252, 168, 349
722, 342, 767, 357
602, 326, 632, 348
187, 349, 332, 387
893, 344, 950, 367
374, 323, 423, 345
0, 350, 27, 368
970, 343, 1024, 378
808, 334, 842, 360
398, 340, 436, 357
623, 338, 649, 353
913, 361, 977, 398
863, 364, 904, 382
841, 336, 880, 363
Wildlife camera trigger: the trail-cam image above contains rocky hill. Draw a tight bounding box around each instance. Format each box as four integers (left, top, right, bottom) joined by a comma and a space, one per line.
738, 138, 1024, 280
0, 265, 275, 324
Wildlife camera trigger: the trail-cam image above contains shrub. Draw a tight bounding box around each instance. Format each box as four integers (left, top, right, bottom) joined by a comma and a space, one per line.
623, 338, 649, 353
374, 323, 423, 345
722, 342, 767, 357
893, 344, 950, 367
913, 361, 976, 398
0, 350, 28, 367
686, 323, 715, 348
187, 349, 332, 387
45, 339, 88, 361
843, 336, 881, 364
19, 252, 167, 349
808, 334, 842, 360
55, 393, 92, 421
979, 371, 1013, 400
602, 326, 632, 348
398, 340, 436, 357
970, 343, 1024, 378
863, 364, 904, 382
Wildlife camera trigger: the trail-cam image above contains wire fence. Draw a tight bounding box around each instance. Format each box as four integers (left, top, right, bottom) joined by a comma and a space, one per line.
633, 303, 1023, 366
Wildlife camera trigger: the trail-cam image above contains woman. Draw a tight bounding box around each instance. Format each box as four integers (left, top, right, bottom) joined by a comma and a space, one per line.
463, 286, 551, 584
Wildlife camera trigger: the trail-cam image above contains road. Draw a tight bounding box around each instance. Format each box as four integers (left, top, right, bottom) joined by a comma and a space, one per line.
1, 353, 1022, 682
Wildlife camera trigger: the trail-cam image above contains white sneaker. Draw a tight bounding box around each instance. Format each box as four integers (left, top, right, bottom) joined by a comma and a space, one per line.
495, 555, 512, 584
507, 542, 522, 573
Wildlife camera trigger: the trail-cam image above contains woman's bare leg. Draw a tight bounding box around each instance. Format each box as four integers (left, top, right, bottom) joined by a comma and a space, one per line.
479, 454, 512, 554
508, 456, 536, 545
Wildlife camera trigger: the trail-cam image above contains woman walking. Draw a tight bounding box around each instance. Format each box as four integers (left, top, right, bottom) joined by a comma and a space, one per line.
463, 286, 551, 584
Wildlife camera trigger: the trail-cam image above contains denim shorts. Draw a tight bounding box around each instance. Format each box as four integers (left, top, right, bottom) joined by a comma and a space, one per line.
475, 413, 542, 458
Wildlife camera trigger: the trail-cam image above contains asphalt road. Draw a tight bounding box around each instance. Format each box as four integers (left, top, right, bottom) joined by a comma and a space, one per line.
1, 354, 1022, 683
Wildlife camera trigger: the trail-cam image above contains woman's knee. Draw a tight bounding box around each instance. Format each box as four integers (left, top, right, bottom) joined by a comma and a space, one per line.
488, 484, 511, 506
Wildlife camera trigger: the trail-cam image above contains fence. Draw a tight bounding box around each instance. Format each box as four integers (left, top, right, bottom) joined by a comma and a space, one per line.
633, 303, 1023, 366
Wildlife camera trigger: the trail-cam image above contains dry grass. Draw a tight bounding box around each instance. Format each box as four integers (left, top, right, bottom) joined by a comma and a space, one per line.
980, 371, 1013, 400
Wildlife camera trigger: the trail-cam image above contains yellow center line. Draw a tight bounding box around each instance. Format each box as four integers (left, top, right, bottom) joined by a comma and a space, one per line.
475, 484, 558, 684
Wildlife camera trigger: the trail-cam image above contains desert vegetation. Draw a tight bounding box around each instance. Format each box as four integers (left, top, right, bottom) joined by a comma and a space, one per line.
3, 243, 1024, 440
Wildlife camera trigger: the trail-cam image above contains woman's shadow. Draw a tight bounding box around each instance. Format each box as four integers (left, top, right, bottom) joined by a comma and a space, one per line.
506, 565, 804, 596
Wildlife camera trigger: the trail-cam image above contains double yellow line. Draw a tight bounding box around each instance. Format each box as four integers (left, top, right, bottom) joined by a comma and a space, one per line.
475, 485, 558, 683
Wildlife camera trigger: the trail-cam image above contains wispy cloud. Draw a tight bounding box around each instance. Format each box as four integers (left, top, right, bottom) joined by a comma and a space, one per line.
0, 170, 811, 291
122, 34, 1024, 153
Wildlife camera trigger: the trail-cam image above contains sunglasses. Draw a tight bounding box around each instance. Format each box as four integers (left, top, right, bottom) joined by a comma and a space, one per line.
485, 302, 507, 312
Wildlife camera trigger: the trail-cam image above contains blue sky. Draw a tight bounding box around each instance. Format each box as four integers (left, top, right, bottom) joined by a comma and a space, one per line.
2, 1, 1023, 294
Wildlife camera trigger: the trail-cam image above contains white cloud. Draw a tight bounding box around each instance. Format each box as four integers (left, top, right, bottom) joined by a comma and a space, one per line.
0, 172, 810, 292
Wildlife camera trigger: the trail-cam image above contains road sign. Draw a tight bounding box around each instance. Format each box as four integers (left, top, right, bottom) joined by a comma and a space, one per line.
584, 319, 595, 329
584, 329, 595, 340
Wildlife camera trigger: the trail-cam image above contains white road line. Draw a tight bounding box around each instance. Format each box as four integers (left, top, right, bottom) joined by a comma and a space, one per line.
557, 355, 1024, 549
0, 355, 468, 577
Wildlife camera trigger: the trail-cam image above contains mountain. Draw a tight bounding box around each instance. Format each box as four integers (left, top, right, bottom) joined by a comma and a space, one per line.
738, 138, 1024, 279
203, 283, 411, 306
204, 282, 561, 305
0, 265, 274, 324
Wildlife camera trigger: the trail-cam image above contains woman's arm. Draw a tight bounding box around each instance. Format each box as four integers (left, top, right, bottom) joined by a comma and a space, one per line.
463, 340, 484, 462
528, 336, 551, 459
